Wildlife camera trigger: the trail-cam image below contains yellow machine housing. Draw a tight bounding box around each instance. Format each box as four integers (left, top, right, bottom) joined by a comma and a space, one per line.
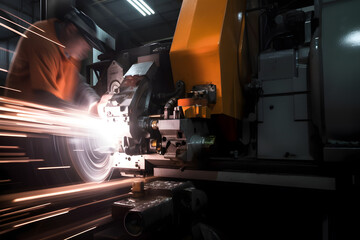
170, 0, 248, 120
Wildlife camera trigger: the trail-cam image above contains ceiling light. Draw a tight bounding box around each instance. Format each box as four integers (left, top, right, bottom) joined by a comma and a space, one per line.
127, 0, 146, 16
139, 0, 155, 14
127, 0, 155, 16
133, 0, 151, 15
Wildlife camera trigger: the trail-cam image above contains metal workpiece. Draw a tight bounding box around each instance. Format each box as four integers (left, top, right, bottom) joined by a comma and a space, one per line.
189, 84, 217, 104
157, 119, 210, 161
145, 180, 193, 196
124, 196, 173, 237
123, 61, 157, 80
112, 180, 206, 237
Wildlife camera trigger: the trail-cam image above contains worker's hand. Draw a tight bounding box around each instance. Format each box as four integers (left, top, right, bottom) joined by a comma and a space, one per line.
88, 94, 113, 118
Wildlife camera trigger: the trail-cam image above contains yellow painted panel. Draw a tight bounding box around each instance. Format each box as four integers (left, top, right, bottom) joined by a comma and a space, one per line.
170, 0, 248, 119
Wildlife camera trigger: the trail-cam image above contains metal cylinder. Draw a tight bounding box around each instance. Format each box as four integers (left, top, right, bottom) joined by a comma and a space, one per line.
124, 196, 173, 237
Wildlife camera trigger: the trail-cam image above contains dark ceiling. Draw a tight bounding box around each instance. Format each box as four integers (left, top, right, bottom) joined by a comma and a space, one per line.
0, 0, 182, 49
77, 0, 183, 49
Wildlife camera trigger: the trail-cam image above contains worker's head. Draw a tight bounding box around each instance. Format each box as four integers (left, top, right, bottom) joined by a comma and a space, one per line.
60, 8, 104, 60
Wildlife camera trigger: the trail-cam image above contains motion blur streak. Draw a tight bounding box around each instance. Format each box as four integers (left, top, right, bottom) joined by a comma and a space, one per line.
0, 132, 27, 137
0, 203, 51, 217
0, 159, 44, 163
0, 68, 8, 73
0, 146, 19, 149
0, 8, 45, 32
37, 166, 71, 170
0, 22, 27, 38
0, 16, 65, 48
0, 86, 21, 92
12, 178, 138, 202
0, 96, 114, 139
0, 208, 12, 213
0, 47, 14, 54
64, 226, 97, 240
13, 209, 70, 227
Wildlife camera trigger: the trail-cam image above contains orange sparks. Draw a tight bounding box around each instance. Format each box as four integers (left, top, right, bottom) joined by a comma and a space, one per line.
0, 16, 65, 48
37, 166, 71, 170
0, 47, 14, 54
0, 22, 27, 38
0, 146, 20, 149
0, 132, 27, 138
13, 209, 69, 227
64, 226, 97, 240
0, 8, 45, 32
0, 159, 44, 163
0, 86, 21, 92
13, 178, 136, 202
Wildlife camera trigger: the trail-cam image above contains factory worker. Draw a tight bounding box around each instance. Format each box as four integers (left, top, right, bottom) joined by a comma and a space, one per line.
5, 8, 103, 112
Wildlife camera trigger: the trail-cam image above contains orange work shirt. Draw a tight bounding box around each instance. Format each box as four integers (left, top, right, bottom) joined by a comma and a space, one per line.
6, 18, 80, 102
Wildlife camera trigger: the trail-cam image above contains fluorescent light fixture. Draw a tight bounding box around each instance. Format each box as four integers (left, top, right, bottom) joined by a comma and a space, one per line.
133, 0, 151, 15
139, 0, 155, 14
127, 0, 155, 16
127, 0, 146, 16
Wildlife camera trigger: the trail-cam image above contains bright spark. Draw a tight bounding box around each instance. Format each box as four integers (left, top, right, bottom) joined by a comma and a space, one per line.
0, 22, 27, 38
0, 8, 45, 32
0, 47, 14, 54
13, 209, 69, 227
37, 166, 71, 170
0, 159, 44, 163
0, 16, 65, 48
64, 226, 97, 240
0, 86, 21, 92
0, 132, 27, 138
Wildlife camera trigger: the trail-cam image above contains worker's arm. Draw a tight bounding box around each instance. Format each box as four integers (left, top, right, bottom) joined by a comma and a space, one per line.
73, 75, 100, 110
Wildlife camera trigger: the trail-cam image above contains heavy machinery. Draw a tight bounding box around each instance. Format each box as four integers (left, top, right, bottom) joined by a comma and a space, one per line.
76, 0, 360, 184
1, 0, 360, 238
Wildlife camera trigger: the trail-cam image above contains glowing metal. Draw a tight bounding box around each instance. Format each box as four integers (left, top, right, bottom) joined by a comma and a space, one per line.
0, 22, 27, 38
0, 16, 65, 48
0, 8, 45, 32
